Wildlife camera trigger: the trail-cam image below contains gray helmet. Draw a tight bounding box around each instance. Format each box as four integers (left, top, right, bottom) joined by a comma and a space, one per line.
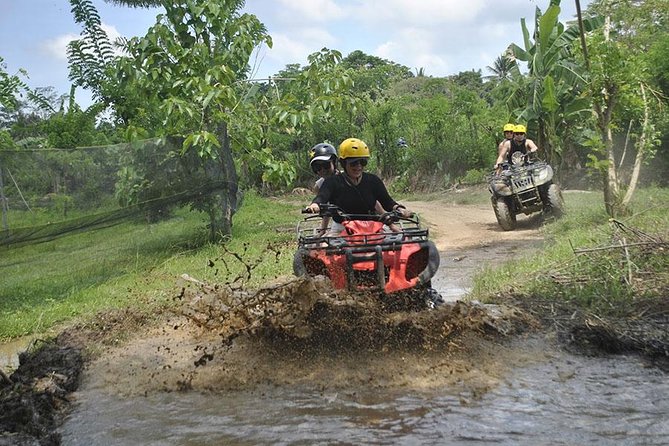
309, 143, 337, 173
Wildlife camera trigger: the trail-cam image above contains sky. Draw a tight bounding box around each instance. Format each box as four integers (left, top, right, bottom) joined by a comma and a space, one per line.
0, 0, 592, 109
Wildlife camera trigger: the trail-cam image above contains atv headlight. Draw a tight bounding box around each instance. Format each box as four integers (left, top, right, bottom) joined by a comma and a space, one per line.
534, 165, 552, 182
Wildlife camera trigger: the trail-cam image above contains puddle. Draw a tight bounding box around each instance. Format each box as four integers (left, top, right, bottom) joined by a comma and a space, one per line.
0, 336, 33, 372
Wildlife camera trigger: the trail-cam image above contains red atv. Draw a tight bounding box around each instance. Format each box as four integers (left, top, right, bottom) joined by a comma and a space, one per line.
293, 204, 442, 309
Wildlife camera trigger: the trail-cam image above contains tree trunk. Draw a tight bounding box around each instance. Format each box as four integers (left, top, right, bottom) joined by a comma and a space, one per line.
206, 121, 238, 241
621, 83, 649, 208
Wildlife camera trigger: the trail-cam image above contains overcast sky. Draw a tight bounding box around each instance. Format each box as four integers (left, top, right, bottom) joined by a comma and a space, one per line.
0, 0, 592, 109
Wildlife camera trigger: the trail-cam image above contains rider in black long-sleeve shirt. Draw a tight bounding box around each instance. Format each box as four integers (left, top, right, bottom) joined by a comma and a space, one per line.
306, 138, 412, 232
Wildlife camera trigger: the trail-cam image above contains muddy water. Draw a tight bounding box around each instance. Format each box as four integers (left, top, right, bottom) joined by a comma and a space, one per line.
60, 350, 669, 445
0, 336, 33, 371
57, 246, 668, 445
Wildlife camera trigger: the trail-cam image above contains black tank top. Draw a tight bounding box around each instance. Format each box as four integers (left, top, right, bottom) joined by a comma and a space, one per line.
507, 139, 527, 163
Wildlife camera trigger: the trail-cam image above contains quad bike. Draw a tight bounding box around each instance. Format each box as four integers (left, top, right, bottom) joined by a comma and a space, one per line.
293, 204, 441, 309
488, 152, 565, 231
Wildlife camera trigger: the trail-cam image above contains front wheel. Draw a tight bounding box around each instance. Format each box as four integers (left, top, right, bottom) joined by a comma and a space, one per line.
293, 248, 308, 276
493, 197, 516, 231
546, 184, 565, 218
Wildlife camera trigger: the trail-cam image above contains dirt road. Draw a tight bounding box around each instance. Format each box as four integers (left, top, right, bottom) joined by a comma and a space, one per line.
405, 196, 545, 300
405, 198, 544, 252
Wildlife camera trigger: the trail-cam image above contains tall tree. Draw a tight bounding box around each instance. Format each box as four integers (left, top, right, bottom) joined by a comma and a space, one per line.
581, 0, 668, 216
114, 0, 272, 239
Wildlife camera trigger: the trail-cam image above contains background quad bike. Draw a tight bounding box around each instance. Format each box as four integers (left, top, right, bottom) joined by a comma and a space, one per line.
488, 153, 565, 231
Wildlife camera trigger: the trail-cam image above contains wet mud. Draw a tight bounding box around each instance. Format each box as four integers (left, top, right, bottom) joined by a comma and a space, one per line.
0, 341, 83, 446
80, 275, 538, 399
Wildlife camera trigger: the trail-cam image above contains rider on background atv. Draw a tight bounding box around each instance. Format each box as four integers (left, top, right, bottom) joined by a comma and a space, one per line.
497, 123, 515, 154
494, 124, 539, 173
306, 138, 413, 236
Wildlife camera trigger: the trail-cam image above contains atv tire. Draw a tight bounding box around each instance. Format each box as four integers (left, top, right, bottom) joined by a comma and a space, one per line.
546, 183, 565, 218
493, 197, 515, 231
293, 248, 308, 276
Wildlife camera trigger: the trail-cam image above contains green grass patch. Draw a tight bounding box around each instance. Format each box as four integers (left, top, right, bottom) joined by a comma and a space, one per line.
0, 191, 300, 340
470, 187, 669, 311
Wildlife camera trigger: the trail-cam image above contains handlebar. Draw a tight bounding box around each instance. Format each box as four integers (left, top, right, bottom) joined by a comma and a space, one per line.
302, 203, 414, 224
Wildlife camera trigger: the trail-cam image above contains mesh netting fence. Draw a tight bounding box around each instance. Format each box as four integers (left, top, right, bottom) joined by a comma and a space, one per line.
0, 138, 238, 248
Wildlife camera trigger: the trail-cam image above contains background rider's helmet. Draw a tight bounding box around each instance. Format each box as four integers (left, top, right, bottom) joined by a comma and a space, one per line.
309, 143, 337, 173
338, 138, 370, 166
503, 123, 515, 132
513, 124, 527, 134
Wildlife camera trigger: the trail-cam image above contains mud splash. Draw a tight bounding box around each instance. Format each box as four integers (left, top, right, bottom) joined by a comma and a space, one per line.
78, 275, 537, 399
179, 274, 533, 350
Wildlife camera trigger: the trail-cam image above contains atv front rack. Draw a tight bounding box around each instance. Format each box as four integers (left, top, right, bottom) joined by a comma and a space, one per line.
294, 209, 439, 294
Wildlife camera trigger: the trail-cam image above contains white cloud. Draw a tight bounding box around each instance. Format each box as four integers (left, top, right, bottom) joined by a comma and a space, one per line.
39, 23, 125, 62
355, 0, 488, 26
276, 0, 346, 22
41, 33, 77, 61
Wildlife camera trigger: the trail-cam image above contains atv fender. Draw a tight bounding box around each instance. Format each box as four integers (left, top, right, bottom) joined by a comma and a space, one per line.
418, 240, 440, 285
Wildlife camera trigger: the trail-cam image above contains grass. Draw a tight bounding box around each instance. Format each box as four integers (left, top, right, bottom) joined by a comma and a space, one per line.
2, 185, 667, 340
470, 187, 669, 309
0, 190, 300, 340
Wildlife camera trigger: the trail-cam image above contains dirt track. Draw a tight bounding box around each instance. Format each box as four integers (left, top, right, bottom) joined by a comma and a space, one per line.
405, 197, 545, 300
405, 197, 544, 252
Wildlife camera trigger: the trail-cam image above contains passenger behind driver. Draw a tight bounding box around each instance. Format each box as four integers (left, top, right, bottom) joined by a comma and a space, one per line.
309, 143, 339, 195
497, 123, 515, 155
494, 124, 539, 172
307, 138, 412, 236
309, 143, 339, 235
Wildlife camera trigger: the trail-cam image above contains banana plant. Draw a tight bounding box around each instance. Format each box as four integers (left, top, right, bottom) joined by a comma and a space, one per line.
506, 0, 603, 168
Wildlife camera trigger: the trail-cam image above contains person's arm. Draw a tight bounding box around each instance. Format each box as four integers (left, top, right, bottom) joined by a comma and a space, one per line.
307, 177, 334, 213
371, 176, 413, 218
526, 139, 539, 153
312, 177, 324, 194
495, 140, 510, 170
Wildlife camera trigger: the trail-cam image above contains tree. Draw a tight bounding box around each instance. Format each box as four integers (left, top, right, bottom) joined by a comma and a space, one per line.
507, 0, 603, 171
580, 0, 668, 216
113, 0, 272, 239
485, 53, 517, 83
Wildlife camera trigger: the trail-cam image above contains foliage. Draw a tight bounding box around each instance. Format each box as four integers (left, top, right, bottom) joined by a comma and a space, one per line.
507, 1, 604, 170
231, 48, 358, 192
67, 0, 116, 102
0, 191, 297, 339
583, 0, 668, 216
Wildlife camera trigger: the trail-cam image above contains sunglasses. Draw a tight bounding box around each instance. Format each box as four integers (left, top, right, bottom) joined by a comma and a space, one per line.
312, 161, 330, 172
348, 159, 368, 167
514, 132, 525, 136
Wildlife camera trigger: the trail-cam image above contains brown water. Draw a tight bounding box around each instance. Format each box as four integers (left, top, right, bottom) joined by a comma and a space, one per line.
60, 349, 668, 445
58, 246, 668, 445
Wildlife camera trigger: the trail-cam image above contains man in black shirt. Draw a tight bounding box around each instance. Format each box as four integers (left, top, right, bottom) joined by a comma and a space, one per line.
306, 138, 412, 235
494, 124, 539, 171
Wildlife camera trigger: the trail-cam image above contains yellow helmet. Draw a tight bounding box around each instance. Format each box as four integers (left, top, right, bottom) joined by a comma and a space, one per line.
513, 124, 527, 134
503, 123, 515, 132
338, 138, 370, 160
